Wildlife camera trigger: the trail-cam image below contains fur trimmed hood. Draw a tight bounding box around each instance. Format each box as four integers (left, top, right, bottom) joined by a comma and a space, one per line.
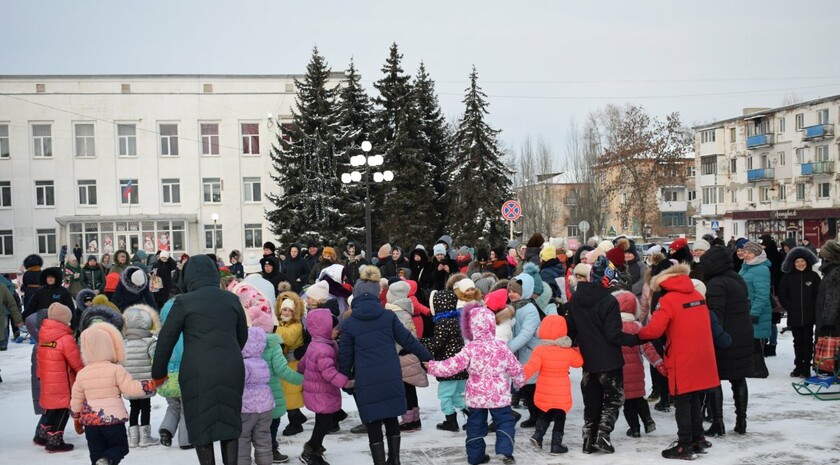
275, 290, 305, 324
39, 267, 63, 286
651, 263, 691, 292
80, 305, 124, 332
782, 246, 819, 273
821, 239, 840, 264
494, 306, 515, 325
460, 301, 495, 341
122, 304, 162, 334
75, 288, 97, 311
120, 265, 148, 294
80, 322, 126, 364
445, 272, 468, 290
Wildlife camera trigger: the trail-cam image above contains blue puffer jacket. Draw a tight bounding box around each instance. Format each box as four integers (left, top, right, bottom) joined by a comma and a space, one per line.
508, 273, 541, 384
739, 255, 772, 339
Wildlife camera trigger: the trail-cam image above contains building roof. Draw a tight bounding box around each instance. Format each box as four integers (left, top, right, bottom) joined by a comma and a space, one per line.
0, 73, 344, 80
693, 93, 840, 130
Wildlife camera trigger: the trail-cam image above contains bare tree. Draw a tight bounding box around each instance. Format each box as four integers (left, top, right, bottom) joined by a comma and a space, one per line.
562, 118, 610, 240
513, 136, 561, 238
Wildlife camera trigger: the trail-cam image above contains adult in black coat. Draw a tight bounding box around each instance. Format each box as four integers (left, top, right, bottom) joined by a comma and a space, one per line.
112, 266, 158, 312
379, 246, 408, 279
283, 243, 311, 294
152, 252, 177, 309
24, 267, 75, 322
430, 248, 458, 291
777, 247, 821, 377
815, 240, 840, 339
758, 235, 784, 290
260, 255, 287, 292
408, 246, 434, 293
21, 254, 44, 314
342, 241, 367, 286
699, 245, 753, 436
152, 254, 248, 464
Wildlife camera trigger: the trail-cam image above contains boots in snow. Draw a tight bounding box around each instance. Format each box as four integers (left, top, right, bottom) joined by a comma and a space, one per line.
626, 427, 641, 438
95, 458, 113, 465
138, 425, 159, 447
399, 407, 421, 432
436, 413, 459, 432
369, 442, 386, 465
159, 428, 173, 447
732, 380, 748, 435
511, 391, 522, 409
549, 431, 568, 455
529, 417, 549, 448
128, 425, 140, 448
300, 442, 329, 465
593, 432, 615, 453
691, 435, 712, 454
45, 431, 74, 453
283, 409, 307, 436
272, 440, 289, 463
519, 403, 539, 428
704, 418, 725, 437
647, 384, 660, 402
643, 418, 657, 434
764, 344, 776, 357
661, 441, 696, 460
33, 424, 51, 446
386, 435, 401, 465
351, 423, 368, 434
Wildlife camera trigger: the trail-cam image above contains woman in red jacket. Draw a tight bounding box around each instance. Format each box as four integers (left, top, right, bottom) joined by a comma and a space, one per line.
35, 303, 85, 452
636, 263, 720, 461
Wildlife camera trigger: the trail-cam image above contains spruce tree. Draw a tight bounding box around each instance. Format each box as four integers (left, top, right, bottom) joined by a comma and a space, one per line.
370, 43, 439, 247
266, 47, 344, 247
334, 59, 373, 245
446, 66, 512, 245
413, 61, 452, 238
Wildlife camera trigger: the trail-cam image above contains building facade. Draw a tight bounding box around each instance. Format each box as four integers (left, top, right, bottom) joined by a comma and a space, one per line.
0, 74, 343, 273
694, 95, 840, 247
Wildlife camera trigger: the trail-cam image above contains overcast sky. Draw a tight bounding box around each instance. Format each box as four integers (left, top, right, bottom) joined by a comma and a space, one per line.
4, 0, 840, 164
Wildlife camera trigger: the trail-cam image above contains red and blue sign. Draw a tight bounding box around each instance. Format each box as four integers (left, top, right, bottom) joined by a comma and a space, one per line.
501, 200, 522, 221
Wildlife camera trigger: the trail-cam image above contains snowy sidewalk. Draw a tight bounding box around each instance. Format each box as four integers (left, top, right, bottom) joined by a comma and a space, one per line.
2, 327, 839, 464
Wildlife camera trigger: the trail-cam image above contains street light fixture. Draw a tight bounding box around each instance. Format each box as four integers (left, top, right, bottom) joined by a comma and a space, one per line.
341, 141, 394, 261
210, 213, 219, 258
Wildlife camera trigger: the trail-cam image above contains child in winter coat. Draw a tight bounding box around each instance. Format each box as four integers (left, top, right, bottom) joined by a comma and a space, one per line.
36, 303, 85, 452
275, 290, 307, 437
522, 315, 584, 455
453, 277, 483, 308
239, 283, 304, 463
777, 246, 821, 377
297, 308, 353, 465
121, 304, 161, 448
613, 290, 666, 438
238, 327, 276, 465
426, 302, 526, 465
71, 322, 158, 465
421, 290, 468, 432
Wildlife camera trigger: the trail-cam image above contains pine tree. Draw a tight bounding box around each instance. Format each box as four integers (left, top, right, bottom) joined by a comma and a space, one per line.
266, 47, 344, 247
334, 59, 373, 245
370, 43, 439, 247
446, 66, 512, 245
413, 61, 452, 238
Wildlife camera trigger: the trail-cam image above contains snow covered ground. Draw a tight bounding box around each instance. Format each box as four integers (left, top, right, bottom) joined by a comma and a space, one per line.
2, 326, 840, 464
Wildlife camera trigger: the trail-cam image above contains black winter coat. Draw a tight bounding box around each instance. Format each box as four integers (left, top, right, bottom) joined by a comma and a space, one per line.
152, 255, 248, 445
409, 248, 435, 292
24, 267, 75, 321
283, 250, 311, 294
338, 293, 432, 423
700, 246, 753, 380
430, 256, 458, 291
778, 269, 820, 328
539, 259, 565, 299
420, 311, 468, 381
342, 253, 367, 285
567, 282, 635, 373
816, 261, 840, 337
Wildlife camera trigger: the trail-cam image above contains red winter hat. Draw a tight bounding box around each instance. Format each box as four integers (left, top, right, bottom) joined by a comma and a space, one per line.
483, 288, 508, 312
670, 238, 688, 252
605, 246, 626, 268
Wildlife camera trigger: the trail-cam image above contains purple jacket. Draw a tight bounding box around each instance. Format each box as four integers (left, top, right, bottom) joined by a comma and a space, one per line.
242, 327, 275, 414
298, 308, 349, 414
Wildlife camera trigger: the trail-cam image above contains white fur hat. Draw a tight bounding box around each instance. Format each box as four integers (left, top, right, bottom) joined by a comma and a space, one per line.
130, 269, 147, 288
306, 280, 330, 303
454, 278, 476, 292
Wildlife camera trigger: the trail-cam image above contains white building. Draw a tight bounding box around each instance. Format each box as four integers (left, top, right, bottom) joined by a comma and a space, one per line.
693, 95, 840, 247
0, 74, 343, 273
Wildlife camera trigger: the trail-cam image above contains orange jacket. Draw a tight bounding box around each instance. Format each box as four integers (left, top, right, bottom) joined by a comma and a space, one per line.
523, 315, 583, 413
37, 319, 85, 410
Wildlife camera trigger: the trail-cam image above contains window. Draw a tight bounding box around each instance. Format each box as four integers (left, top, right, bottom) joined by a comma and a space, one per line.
702, 186, 723, 204
730, 189, 737, 203
817, 109, 829, 125
78, 180, 97, 206
118, 124, 137, 156
688, 190, 696, 201
778, 151, 785, 166
120, 179, 139, 205
730, 127, 736, 142
241, 123, 260, 154
0, 181, 10, 207
747, 188, 753, 202
37, 229, 56, 254
74, 123, 95, 157
778, 185, 786, 201
686, 165, 696, 177
701, 130, 716, 143
0, 124, 9, 158
243, 177, 261, 202
244, 224, 262, 249
35, 180, 54, 206
0, 230, 12, 255
159, 124, 179, 156
701, 156, 717, 175
662, 189, 679, 202
201, 123, 220, 155
795, 113, 804, 130
778, 117, 785, 133
661, 212, 686, 227
730, 159, 737, 174
818, 182, 830, 198
566, 225, 580, 238
747, 156, 754, 170
202, 177, 221, 203
816, 145, 830, 162
32, 124, 52, 157
796, 183, 806, 200
161, 178, 181, 204
796, 148, 806, 164
759, 186, 771, 203
204, 224, 222, 250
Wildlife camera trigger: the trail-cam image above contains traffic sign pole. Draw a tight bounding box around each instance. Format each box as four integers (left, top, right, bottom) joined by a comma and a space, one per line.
501, 200, 522, 242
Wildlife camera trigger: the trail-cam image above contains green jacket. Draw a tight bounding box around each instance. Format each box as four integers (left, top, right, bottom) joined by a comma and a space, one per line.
263, 333, 303, 419
739, 257, 772, 339
82, 264, 106, 293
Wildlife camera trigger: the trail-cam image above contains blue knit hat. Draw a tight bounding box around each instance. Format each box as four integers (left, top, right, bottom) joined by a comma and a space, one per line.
735, 238, 748, 250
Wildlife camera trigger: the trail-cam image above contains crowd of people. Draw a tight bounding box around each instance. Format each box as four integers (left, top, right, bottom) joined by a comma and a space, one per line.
2, 231, 839, 464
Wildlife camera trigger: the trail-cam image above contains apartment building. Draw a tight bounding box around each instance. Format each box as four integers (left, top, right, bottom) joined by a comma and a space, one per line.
694, 95, 840, 247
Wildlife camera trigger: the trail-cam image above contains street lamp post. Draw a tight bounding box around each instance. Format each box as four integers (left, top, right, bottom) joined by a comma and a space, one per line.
211, 213, 219, 258
341, 141, 394, 261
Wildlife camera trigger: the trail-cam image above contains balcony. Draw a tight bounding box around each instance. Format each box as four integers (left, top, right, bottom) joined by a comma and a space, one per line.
747, 168, 775, 182
747, 133, 774, 149
660, 200, 688, 213
802, 124, 835, 140
800, 161, 835, 176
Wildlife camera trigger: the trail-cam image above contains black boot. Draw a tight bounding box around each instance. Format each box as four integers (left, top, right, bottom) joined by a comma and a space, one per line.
220, 439, 238, 465
160, 428, 173, 447
705, 418, 725, 437
45, 431, 74, 453
195, 443, 216, 465
272, 440, 290, 463
369, 442, 386, 465
529, 417, 548, 448
283, 409, 307, 436
661, 441, 696, 460
732, 380, 748, 434
594, 432, 615, 453
386, 435, 401, 465
300, 442, 329, 465
511, 391, 522, 409
764, 344, 776, 357
704, 386, 725, 436
436, 413, 459, 432
549, 431, 568, 455
520, 403, 539, 428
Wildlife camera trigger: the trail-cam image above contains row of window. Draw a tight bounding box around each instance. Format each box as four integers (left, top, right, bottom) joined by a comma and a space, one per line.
700, 108, 833, 143
0, 122, 265, 159
0, 224, 266, 256
701, 182, 833, 204
699, 146, 832, 176
0, 177, 264, 208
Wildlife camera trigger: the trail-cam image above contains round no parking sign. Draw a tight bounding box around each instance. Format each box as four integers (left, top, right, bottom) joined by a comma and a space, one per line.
501, 200, 522, 221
